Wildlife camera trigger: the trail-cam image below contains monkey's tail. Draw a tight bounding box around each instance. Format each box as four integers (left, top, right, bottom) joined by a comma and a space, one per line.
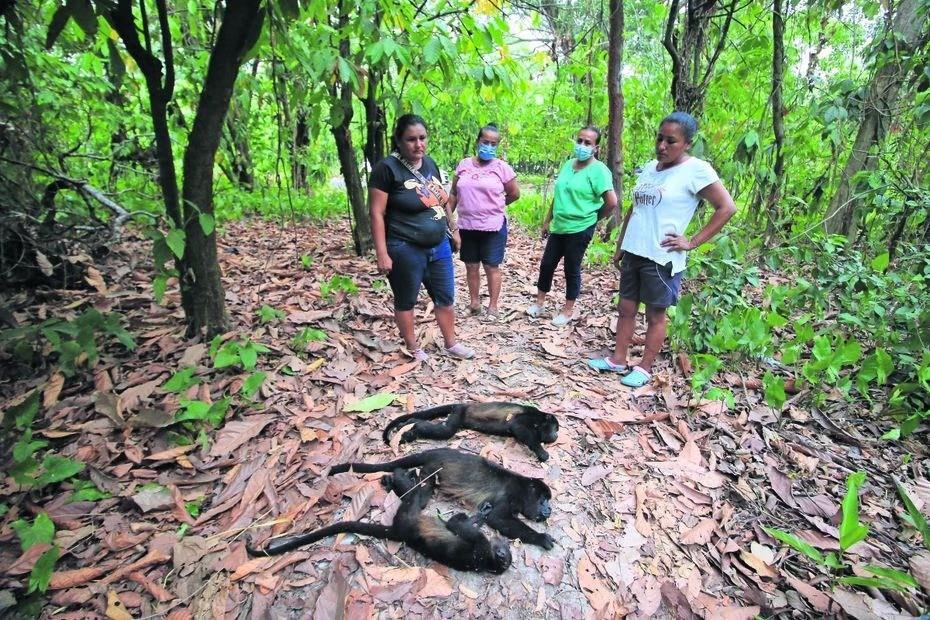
247, 521, 395, 556
381, 404, 460, 443
329, 449, 447, 474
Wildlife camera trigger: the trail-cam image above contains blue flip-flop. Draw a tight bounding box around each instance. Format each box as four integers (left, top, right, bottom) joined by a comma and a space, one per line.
587, 358, 629, 373
620, 366, 651, 387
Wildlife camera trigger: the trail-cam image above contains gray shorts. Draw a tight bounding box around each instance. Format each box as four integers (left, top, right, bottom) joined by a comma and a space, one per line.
619, 252, 682, 308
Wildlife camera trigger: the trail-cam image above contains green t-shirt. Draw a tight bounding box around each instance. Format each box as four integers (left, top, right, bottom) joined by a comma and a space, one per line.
550, 159, 614, 234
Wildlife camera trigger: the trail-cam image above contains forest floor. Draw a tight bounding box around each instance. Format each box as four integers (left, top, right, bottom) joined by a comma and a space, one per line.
1, 219, 928, 619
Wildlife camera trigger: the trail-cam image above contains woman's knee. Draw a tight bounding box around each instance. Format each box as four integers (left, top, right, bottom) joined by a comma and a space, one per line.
644, 306, 668, 326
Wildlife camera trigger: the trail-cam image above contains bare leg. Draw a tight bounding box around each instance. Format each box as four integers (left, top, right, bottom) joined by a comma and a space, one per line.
395, 310, 418, 350
465, 263, 481, 311
535, 289, 547, 306
611, 298, 638, 366
485, 265, 502, 312
639, 305, 668, 370
559, 299, 575, 317
434, 305, 457, 348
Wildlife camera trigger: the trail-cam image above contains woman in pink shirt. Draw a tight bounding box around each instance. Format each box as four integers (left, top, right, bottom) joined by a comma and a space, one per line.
448, 124, 521, 317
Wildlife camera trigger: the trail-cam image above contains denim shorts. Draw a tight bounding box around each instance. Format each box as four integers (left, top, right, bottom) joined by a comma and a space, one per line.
619, 252, 683, 308
386, 237, 455, 311
459, 219, 508, 267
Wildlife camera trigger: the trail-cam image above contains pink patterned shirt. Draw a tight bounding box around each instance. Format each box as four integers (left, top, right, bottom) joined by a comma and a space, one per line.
454, 157, 517, 232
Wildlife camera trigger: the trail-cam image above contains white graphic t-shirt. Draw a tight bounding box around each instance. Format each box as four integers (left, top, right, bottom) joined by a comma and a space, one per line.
621, 157, 719, 275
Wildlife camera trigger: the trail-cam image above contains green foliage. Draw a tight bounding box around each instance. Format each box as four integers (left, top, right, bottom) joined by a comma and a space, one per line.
895, 481, 930, 549
11, 513, 55, 552
68, 479, 110, 502
256, 304, 285, 324
0, 309, 135, 377
174, 398, 231, 427
163, 367, 201, 394
211, 338, 270, 371
300, 254, 314, 270
11, 514, 59, 594
320, 275, 358, 299
6, 392, 86, 490
240, 371, 267, 400
291, 327, 328, 354
343, 392, 397, 413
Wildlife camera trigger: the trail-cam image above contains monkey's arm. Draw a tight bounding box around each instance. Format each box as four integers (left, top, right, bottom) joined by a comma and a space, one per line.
510, 424, 550, 461
485, 510, 555, 550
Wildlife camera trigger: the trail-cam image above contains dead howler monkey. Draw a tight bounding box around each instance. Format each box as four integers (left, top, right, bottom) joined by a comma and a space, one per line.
247, 468, 512, 574
382, 402, 559, 461
329, 448, 555, 549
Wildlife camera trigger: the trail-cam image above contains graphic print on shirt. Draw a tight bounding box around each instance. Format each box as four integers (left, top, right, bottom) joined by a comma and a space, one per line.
403, 178, 447, 220
633, 182, 663, 210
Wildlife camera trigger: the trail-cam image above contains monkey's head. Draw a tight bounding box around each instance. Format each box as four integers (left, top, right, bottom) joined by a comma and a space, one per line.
535, 413, 560, 444
520, 479, 553, 522
487, 537, 512, 574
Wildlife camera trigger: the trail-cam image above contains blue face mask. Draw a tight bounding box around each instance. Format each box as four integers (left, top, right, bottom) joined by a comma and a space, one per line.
574, 143, 594, 161
477, 143, 497, 161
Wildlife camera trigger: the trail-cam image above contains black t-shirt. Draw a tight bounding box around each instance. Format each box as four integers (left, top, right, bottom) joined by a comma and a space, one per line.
369, 155, 449, 247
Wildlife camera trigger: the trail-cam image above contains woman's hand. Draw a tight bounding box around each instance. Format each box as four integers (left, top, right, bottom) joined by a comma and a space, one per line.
376, 252, 392, 275
450, 229, 461, 252
612, 249, 625, 271
541, 223, 550, 240
660, 233, 693, 252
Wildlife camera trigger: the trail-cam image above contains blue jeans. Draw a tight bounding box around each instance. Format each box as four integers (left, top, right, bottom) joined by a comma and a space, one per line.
536, 224, 596, 300
386, 237, 455, 311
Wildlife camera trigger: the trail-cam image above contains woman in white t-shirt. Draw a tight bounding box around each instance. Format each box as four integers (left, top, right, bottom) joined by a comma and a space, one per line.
587, 112, 736, 387
448, 123, 520, 318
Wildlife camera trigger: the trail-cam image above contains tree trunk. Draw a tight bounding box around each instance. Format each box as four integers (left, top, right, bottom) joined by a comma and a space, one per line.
363, 71, 386, 168
293, 110, 310, 192
180, 0, 264, 337
330, 0, 372, 255
663, 0, 738, 116
222, 97, 254, 190
603, 0, 624, 237
763, 0, 786, 241
825, 0, 925, 238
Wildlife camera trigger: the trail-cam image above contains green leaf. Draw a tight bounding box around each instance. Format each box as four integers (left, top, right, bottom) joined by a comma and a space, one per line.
28, 546, 59, 594
239, 341, 258, 370
763, 371, 786, 409
11, 513, 55, 551
68, 479, 110, 502
343, 392, 397, 413
6, 391, 41, 431
166, 228, 186, 259
896, 481, 930, 550
163, 367, 199, 393
174, 400, 211, 422
862, 564, 918, 588
198, 213, 215, 236
870, 252, 890, 272
241, 371, 267, 399
213, 343, 240, 369
824, 552, 843, 569
762, 526, 825, 565
839, 471, 869, 551
205, 398, 230, 426
36, 454, 85, 487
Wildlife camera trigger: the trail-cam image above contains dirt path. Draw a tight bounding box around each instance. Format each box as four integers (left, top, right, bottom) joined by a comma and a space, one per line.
2, 219, 923, 619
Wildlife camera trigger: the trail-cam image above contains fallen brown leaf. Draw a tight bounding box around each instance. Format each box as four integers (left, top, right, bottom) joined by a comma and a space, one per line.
680, 518, 716, 545
43, 372, 65, 407
208, 414, 275, 457
105, 590, 133, 620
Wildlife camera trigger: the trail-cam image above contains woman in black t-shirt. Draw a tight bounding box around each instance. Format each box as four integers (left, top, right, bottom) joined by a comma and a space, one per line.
369, 114, 475, 362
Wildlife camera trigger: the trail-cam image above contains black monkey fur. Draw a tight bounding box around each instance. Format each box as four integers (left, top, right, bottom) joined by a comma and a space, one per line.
329, 448, 555, 550
382, 402, 559, 461
247, 468, 512, 573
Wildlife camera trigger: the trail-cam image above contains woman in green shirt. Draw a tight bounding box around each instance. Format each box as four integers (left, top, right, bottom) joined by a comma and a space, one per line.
527, 126, 618, 325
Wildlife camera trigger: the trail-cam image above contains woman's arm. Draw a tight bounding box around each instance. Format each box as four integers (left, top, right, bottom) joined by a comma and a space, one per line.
597, 189, 618, 222
369, 188, 392, 274
503, 177, 520, 204
443, 182, 460, 252
541, 200, 554, 238
447, 174, 460, 212
660, 181, 737, 252
612, 207, 633, 269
